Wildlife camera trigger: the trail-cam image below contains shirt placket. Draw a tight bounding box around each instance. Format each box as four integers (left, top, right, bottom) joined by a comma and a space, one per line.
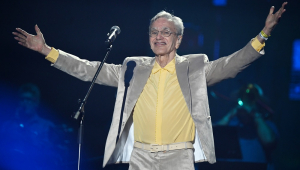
155, 68, 167, 145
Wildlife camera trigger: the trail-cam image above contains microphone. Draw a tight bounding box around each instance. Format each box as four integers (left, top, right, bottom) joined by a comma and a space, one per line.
105, 26, 121, 45
124, 61, 136, 87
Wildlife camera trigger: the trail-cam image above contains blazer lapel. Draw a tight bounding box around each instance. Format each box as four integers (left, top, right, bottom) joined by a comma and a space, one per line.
123, 57, 155, 120
175, 55, 192, 113
105, 57, 155, 165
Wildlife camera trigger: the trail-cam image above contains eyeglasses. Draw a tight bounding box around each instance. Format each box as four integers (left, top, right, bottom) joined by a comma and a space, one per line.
149, 30, 177, 37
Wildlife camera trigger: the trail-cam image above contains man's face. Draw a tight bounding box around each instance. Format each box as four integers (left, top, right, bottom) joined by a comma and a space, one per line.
149, 18, 182, 56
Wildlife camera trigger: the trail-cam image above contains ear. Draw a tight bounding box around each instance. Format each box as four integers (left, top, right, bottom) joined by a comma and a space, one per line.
176, 35, 182, 49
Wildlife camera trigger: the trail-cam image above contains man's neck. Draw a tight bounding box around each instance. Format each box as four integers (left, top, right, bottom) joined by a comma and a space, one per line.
155, 52, 176, 68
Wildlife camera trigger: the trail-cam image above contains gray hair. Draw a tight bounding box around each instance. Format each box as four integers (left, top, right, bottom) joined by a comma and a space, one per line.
149, 11, 184, 36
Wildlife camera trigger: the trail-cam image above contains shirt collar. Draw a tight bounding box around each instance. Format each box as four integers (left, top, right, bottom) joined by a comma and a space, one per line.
152, 58, 176, 74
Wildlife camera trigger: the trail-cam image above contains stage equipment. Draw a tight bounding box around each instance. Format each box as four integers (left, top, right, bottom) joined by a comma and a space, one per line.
105, 26, 121, 45
71, 26, 121, 170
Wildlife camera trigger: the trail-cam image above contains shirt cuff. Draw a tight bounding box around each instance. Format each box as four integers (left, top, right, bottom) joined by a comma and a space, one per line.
251, 37, 265, 52
45, 47, 59, 63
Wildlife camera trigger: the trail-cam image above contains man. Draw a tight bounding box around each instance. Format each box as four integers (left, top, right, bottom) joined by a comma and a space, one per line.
0, 84, 57, 169
215, 84, 278, 170
13, 3, 287, 170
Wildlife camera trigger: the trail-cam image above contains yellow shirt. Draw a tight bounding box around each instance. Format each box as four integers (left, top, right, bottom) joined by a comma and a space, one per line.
133, 58, 195, 145
46, 37, 265, 145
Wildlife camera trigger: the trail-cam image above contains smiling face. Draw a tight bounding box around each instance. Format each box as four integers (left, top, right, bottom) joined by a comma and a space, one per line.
149, 18, 182, 57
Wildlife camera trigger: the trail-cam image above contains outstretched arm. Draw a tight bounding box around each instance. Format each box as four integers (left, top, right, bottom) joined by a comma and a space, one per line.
12, 25, 122, 87
12, 25, 51, 56
205, 2, 288, 86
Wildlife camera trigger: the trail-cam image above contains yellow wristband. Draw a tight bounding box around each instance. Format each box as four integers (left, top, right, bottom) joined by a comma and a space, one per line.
260, 30, 270, 38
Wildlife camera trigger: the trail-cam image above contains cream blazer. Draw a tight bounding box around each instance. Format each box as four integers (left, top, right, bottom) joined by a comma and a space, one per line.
52, 40, 264, 167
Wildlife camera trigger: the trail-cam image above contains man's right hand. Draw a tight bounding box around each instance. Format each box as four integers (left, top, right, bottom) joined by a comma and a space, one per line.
12, 25, 51, 56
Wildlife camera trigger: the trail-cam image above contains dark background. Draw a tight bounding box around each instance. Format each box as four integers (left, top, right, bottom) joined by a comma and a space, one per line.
0, 0, 299, 169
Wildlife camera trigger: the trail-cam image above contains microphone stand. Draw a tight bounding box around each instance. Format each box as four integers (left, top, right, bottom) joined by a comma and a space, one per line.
73, 44, 113, 170
116, 82, 128, 143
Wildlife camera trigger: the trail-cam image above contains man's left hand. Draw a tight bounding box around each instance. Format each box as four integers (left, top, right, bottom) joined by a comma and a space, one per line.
263, 2, 288, 36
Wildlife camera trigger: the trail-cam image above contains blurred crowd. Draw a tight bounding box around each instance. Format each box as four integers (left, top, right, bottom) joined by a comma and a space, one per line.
0, 83, 75, 170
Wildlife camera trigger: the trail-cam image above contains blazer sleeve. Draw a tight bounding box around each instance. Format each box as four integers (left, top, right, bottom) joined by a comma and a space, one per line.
52, 50, 122, 87
204, 40, 264, 86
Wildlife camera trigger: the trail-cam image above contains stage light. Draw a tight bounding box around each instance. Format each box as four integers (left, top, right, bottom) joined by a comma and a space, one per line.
213, 0, 227, 6
198, 34, 204, 47
289, 39, 300, 100
238, 98, 243, 106
292, 40, 300, 71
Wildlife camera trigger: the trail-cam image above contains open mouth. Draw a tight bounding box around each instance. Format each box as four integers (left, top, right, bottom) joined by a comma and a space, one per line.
154, 42, 166, 45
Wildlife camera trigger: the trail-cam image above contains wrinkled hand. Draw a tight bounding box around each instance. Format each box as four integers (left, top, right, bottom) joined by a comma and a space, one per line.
263, 2, 288, 35
12, 25, 51, 55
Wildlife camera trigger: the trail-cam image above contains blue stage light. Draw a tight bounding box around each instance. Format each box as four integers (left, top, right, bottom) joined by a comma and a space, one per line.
292, 40, 300, 71
213, 0, 227, 6
198, 34, 204, 47
289, 39, 300, 100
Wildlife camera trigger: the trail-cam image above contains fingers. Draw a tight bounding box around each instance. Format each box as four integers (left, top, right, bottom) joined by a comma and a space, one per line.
271, 2, 287, 16
12, 31, 27, 45
282, 1, 288, 8
278, 9, 286, 18
18, 42, 27, 47
14, 36, 26, 43
12, 31, 26, 39
279, 2, 288, 13
35, 24, 42, 35
280, 2, 288, 14
276, 2, 288, 18
15, 28, 29, 37
269, 6, 275, 15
